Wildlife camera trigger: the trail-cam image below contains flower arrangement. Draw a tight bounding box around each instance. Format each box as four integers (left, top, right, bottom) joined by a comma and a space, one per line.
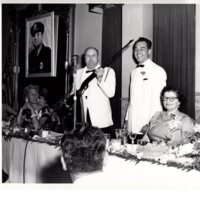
109, 123, 200, 171
187, 123, 200, 142
168, 114, 182, 132
194, 123, 200, 133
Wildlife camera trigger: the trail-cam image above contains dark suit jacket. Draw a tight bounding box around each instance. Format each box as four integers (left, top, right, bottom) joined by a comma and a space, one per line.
40, 157, 73, 183
29, 44, 51, 74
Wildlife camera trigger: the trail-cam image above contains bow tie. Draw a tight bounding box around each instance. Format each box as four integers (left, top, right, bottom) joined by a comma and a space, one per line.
86, 69, 95, 73
137, 64, 144, 68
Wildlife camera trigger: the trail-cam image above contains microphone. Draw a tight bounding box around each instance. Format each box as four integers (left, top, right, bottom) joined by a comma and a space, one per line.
71, 55, 79, 66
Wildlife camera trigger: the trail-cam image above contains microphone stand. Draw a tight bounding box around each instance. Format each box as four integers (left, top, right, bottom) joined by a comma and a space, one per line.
72, 64, 77, 130
71, 55, 79, 129
64, 33, 70, 95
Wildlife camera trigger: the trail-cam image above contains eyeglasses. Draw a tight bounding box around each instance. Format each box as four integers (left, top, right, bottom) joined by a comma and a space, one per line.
162, 96, 178, 102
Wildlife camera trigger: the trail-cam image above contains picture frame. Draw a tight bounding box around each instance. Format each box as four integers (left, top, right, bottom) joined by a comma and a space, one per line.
25, 11, 58, 77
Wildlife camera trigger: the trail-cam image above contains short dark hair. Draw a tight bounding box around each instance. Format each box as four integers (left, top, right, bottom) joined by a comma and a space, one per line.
61, 124, 106, 173
84, 47, 99, 56
30, 22, 44, 36
134, 37, 152, 49
39, 87, 48, 101
161, 85, 186, 110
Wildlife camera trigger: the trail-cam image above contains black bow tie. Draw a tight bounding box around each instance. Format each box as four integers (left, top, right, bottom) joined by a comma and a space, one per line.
137, 64, 144, 68
86, 69, 95, 73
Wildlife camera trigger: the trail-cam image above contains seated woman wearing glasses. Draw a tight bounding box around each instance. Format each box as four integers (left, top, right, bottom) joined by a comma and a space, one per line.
141, 86, 195, 147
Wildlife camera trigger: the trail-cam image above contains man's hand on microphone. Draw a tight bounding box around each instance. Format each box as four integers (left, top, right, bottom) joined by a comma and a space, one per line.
95, 68, 104, 82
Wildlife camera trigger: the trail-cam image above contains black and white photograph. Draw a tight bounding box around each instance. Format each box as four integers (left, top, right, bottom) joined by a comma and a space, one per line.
1, 2, 200, 197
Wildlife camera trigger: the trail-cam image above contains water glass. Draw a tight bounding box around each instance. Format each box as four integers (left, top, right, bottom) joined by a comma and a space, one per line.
104, 133, 111, 150
129, 132, 137, 144
115, 128, 122, 139
121, 129, 128, 145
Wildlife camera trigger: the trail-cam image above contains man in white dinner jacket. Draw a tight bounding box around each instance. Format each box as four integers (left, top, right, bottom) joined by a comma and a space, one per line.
74, 47, 116, 133
124, 37, 167, 134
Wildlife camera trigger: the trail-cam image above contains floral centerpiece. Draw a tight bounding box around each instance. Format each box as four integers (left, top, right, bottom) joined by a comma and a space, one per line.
109, 123, 200, 171
168, 114, 182, 132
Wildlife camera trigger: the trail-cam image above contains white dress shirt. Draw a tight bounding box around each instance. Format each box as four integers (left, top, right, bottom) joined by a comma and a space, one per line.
125, 59, 167, 133
75, 64, 116, 128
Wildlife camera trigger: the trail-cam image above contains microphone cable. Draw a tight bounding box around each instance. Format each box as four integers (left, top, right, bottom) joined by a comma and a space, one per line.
22, 139, 30, 183
22, 129, 38, 183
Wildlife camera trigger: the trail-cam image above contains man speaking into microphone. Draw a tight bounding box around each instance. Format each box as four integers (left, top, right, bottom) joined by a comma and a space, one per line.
73, 47, 116, 135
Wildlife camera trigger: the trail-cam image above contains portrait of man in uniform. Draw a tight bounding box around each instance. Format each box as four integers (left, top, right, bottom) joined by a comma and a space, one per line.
29, 21, 51, 74
26, 12, 57, 77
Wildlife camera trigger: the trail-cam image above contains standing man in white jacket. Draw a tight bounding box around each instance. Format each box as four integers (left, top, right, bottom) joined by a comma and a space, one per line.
75, 47, 116, 134
124, 37, 167, 134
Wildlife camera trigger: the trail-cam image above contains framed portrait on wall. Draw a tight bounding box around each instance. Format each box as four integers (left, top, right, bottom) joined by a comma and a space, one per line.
25, 11, 58, 77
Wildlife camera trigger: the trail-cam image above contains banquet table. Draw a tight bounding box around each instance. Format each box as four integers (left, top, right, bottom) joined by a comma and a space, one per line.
2, 135, 200, 188
2, 136, 65, 183
74, 153, 200, 189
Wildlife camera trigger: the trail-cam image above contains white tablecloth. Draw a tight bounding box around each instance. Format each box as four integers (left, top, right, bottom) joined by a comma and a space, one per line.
74, 153, 200, 189
2, 137, 61, 183
2, 137, 200, 188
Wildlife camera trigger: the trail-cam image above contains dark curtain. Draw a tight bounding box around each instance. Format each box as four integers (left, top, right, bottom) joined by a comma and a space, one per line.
101, 5, 122, 129
153, 4, 195, 118
2, 5, 17, 107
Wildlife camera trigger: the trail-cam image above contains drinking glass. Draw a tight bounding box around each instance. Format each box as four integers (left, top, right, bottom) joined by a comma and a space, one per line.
129, 132, 137, 145
121, 129, 128, 145
103, 133, 111, 151
115, 128, 122, 139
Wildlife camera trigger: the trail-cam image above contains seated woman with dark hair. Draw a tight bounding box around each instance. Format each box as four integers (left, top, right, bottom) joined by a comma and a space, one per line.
141, 86, 195, 147
60, 124, 106, 182
17, 85, 50, 130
